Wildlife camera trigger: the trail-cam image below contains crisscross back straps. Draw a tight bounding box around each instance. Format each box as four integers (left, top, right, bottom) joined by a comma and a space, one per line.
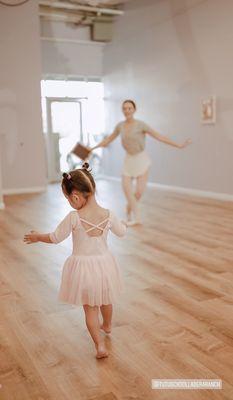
79, 217, 109, 233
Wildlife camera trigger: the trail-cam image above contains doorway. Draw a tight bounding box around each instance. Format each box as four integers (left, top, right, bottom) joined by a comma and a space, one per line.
46, 97, 85, 181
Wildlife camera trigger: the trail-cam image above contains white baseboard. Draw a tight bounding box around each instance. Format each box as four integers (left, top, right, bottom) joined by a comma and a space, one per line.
3, 186, 47, 195
2, 177, 232, 202
148, 182, 233, 202
98, 174, 233, 202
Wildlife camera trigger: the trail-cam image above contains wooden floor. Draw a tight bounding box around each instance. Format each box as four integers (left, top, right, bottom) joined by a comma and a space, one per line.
0, 179, 233, 400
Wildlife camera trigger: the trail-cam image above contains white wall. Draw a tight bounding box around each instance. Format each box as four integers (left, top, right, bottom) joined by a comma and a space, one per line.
0, 1, 47, 195
40, 20, 104, 78
103, 0, 233, 196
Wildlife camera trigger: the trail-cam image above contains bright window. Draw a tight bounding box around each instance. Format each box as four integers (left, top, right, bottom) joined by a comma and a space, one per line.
41, 79, 105, 144
41, 79, 105, 175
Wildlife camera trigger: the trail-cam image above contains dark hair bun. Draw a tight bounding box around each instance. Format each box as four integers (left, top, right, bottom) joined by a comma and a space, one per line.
62, 166, 96, 197
62, 172, 72, 180
82, 162, 90, 171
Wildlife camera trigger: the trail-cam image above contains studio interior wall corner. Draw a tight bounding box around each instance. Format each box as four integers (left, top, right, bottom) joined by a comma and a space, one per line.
0, 1, 47, 194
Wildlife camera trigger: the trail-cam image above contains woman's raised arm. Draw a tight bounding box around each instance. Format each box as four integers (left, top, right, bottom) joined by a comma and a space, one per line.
143, 122, 191, 148
148, 129, 191, 148
91, 123, 121, 150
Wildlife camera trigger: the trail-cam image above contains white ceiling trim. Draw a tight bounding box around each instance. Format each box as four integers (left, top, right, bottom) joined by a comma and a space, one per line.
39, 0, 124, 15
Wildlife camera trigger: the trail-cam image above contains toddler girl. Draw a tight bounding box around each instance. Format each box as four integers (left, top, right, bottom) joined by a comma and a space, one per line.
24, 163, 126, 359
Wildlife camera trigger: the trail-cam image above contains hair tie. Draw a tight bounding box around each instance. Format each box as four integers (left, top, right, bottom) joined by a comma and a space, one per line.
62, 172, 72, 180
82, 162, 90, 171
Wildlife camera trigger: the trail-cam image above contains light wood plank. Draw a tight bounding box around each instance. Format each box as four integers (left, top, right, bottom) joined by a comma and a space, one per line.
0, 180, 233, 399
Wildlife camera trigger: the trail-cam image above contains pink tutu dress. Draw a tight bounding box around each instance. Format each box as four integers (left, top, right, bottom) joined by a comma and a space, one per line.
49, 209, 126, 306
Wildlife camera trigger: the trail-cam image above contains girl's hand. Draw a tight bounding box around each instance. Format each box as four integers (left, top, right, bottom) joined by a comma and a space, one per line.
24, 231, 39, 244
179, 138, 192, 148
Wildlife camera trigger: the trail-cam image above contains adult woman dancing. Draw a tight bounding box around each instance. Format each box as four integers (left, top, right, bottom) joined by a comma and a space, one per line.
91, 100, 191, 226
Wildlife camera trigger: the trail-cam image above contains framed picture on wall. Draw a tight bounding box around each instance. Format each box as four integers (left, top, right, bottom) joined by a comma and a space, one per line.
201, 96, 216, 124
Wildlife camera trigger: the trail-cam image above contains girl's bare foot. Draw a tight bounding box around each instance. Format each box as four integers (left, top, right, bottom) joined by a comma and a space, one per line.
95, 343, 109, 359
100, 323, 112, 334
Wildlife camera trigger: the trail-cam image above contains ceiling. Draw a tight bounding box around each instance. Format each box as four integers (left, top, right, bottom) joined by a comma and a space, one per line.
39, 0, 132, 24
70, 0, 132, 4
40, 0, 133, 8
39, 0, 134, 33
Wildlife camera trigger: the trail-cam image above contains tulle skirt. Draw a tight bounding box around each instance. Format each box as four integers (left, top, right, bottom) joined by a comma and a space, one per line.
58, 253, 124, 307
122, 150, 151, 178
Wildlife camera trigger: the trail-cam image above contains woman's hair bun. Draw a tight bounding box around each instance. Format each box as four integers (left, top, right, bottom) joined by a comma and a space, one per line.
82, 162, 90, 171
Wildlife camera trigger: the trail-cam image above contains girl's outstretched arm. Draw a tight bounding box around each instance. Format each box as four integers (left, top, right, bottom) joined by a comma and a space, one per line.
109, 211, 127, 237
24, 231, 52, 244
24, 211, 77, 245
146, 128, 192, 149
